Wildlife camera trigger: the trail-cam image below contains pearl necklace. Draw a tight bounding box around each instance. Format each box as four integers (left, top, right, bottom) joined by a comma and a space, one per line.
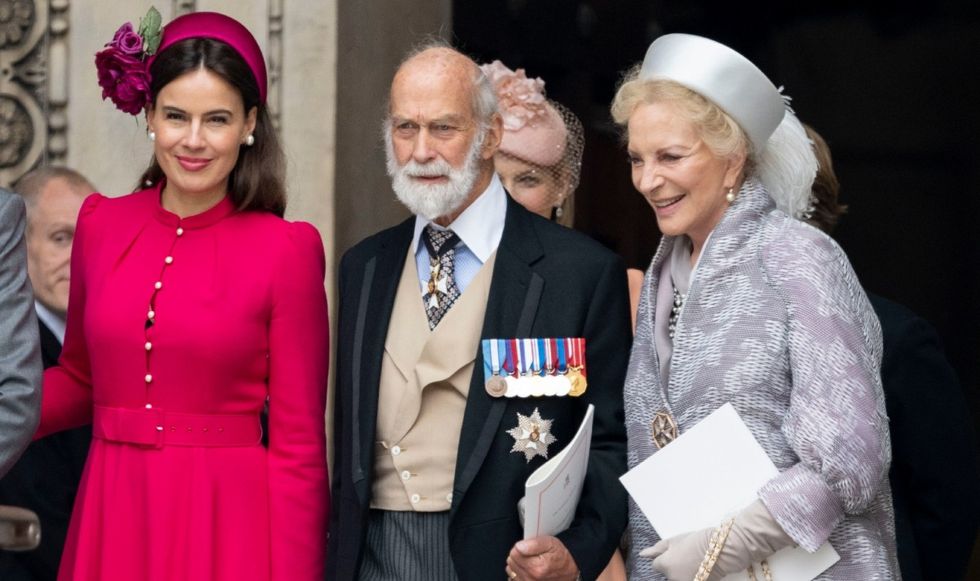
668, 286, 685, 339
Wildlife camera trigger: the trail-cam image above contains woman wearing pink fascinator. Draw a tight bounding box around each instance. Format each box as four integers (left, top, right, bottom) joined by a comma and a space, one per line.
480, 60, 584, 227
38, 8, 329, 580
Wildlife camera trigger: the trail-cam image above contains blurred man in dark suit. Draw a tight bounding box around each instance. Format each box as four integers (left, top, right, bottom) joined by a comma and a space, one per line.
804, 126, 980, 581
0, 168, 93, 580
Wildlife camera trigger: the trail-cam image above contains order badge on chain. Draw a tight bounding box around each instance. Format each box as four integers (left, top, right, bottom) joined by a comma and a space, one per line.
481, 338, 587, 398
651, 410, 678, 449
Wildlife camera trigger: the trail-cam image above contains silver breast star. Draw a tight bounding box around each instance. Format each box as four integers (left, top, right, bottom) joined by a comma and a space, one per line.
507, 408, 557, 462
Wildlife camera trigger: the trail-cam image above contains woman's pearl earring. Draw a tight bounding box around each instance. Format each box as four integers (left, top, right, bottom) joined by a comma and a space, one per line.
725, 187, 735, 203
148, 131, 156, 142
245, 134, 255, 146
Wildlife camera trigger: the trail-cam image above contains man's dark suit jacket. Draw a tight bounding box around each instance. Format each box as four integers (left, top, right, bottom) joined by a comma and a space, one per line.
869, 294, 980, 581
328, 197, 632, 581
0, 320, 91, 581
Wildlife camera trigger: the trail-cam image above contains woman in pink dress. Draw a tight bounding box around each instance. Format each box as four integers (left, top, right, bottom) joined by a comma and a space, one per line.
36, 10, 329, 580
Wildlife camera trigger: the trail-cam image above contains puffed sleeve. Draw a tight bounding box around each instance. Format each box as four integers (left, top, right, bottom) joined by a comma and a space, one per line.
267, 221, 330, 580
37, 194, 104, 438
757, 227, 890, 552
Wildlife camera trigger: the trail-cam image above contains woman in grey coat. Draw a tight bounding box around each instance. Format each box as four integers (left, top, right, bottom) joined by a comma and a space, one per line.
612, 34, 900, 580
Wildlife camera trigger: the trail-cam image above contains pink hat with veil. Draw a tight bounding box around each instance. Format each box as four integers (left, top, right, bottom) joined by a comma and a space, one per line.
481, 60, 571, 168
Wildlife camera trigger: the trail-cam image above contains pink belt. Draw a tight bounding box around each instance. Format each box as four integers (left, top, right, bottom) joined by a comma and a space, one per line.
93, 405, 262, 448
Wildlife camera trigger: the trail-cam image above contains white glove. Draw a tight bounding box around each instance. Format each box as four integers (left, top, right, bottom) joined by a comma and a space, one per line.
639, 499, 793, 581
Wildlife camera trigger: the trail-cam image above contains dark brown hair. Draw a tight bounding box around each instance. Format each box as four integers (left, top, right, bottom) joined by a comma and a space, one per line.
137, 38, 286, 217
803, 124, 848, 234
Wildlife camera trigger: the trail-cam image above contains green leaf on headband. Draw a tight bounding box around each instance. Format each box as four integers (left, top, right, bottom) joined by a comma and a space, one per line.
139, 6, 163, 55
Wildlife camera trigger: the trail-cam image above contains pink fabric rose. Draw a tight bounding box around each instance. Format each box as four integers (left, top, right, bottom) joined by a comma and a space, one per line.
480, 60, 548, 131
109, 22, 144, 57
95, 47, 151, 115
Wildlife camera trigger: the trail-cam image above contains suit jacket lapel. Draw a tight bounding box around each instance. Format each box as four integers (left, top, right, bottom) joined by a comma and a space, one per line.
37, 320, 63, 369
352, 219, 415, 497
453, 197, 544, 508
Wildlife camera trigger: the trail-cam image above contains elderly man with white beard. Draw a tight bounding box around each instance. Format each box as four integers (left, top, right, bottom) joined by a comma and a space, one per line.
328, 43, 633, 581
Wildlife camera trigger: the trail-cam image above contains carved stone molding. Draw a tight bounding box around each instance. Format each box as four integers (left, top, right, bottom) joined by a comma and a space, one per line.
47, 0, 69, 164
267, 0, 282, 130
0, 0, 48, 186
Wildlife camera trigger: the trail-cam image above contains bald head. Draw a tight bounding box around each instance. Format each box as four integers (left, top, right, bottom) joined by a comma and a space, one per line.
15, 167, 93, 212
14, 167, 94, 318
391, 46, 497, 126
385, 45, 503, 225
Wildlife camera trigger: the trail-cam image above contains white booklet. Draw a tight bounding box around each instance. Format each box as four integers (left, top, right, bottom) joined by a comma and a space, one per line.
619, 403, 839, 581
522, 404, 594, 539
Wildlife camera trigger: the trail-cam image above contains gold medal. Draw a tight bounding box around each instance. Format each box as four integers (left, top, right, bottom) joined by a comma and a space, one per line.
651, 411, 678, 449
566, 365, 587, 397
485, 375, 507, 398
564, 338, 588, 397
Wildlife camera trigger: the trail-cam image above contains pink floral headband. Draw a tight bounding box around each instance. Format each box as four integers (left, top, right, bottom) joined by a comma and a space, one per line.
95, 7, 162, 115
96, 8, 268, 116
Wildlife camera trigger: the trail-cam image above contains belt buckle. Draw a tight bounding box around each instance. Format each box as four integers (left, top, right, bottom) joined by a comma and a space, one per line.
150, 408, 165, 449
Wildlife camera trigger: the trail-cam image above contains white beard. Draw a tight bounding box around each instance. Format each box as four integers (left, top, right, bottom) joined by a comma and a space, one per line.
385, 128, 486, 221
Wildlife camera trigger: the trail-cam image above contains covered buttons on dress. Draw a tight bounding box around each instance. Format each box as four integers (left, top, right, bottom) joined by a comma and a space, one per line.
143, 223, 185, 409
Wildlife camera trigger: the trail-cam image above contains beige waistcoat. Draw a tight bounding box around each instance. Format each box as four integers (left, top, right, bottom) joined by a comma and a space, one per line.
371, 249, 497, 511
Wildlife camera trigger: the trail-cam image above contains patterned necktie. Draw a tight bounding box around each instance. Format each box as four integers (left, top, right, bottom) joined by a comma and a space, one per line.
421, 225, 462, 329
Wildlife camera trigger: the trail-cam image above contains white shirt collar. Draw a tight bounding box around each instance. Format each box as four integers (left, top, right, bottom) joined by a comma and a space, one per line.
410, 173, 507, 263
35, 301, 66, 345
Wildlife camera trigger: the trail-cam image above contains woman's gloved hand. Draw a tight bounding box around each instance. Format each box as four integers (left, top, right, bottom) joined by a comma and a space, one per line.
639, 499, 793, 580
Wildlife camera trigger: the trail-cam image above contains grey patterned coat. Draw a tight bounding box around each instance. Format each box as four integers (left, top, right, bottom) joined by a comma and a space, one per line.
624, 180, 900, 579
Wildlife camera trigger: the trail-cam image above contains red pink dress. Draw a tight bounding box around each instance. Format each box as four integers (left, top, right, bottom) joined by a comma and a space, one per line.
37, 185, 330, 580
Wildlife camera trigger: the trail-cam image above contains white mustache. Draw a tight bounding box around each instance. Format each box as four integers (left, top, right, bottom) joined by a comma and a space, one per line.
402, 160, 452, 178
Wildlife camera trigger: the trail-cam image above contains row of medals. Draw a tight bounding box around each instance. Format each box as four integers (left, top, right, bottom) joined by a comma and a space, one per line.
485, 366, 587, 399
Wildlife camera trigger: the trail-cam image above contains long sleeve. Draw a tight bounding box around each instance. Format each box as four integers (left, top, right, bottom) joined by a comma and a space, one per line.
758, 229, 890, 552
267, 222, 330, 580
36, 194, 103, 438
0, 192, 41, 477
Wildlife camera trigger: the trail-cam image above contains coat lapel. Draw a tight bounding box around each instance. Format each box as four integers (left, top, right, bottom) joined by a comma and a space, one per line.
352, 219, 415, 496
37, 320, 63, 368
452, 197, 544, 508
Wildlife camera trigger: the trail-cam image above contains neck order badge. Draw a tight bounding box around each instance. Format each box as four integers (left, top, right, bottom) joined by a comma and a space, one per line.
421, 225, 461, 328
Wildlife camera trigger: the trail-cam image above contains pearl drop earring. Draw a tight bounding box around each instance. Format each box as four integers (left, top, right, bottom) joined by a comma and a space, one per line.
245, 134, 255, 146
725, 187, 735, 203
148, 131, 156, 142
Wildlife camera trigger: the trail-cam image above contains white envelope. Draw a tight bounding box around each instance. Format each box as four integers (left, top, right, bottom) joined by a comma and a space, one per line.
619, 403, 839, 581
